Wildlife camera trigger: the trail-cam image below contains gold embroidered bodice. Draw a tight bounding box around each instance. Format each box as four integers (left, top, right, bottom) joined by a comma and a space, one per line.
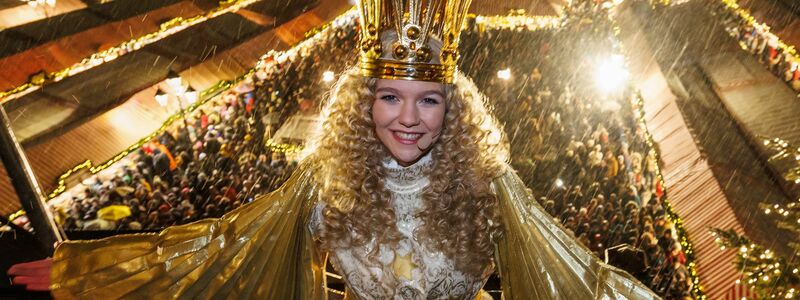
311, 153, 490, 299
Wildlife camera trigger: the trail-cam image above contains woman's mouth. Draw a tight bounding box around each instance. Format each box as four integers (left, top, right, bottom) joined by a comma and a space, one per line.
392, 131, 423, 145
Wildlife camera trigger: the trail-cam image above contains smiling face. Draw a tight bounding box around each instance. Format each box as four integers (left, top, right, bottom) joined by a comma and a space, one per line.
372, 79, 446, 166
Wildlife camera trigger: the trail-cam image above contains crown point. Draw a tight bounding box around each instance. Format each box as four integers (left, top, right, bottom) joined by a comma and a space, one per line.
361, 40, 372, 52
393, 44, 408, 59
406, 26, 420, 40
357, 0, 469, 83
416, 47, 431, 62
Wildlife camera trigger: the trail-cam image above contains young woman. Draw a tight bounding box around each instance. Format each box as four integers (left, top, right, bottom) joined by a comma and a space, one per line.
10, 0, 659, 298
307, 68, 505, 299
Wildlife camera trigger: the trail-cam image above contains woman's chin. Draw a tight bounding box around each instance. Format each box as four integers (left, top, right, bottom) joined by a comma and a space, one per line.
390, 150, 424, 167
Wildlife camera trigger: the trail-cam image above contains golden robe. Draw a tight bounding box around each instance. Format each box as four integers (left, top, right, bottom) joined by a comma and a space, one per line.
50, 161, 660, 299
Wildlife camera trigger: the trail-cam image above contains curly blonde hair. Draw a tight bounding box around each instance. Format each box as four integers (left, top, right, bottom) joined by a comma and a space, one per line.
308, 67, 508, 279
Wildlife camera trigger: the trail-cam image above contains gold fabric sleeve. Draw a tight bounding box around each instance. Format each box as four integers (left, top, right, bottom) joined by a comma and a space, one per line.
492, 167, 661, 300
50, 162, 326, 300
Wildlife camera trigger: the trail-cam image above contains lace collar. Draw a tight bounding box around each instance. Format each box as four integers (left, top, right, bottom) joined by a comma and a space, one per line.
382, 152, 433, 194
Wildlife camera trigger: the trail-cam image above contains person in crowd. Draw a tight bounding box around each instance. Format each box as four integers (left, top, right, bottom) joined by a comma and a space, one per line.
718, 3, 800, 93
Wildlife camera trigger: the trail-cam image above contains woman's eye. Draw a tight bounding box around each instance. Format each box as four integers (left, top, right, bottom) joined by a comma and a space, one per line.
380, 95, 398, 102
420, 97, 440, 105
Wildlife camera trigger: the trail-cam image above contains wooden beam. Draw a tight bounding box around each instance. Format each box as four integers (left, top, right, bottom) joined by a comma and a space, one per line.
236, 9, 277, 27
0, 105, 65, 254
38, 92, 81, 109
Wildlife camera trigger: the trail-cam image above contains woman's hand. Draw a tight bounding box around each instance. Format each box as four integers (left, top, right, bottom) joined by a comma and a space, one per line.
7, 258, 53, 291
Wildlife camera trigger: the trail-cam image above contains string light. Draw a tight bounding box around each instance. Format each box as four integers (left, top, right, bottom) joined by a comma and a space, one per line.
761, 136, 800, 184
497, 68, 511, 80
1, 9, 558, 104
265, 139, 304, 154
712, 0, 800, 105
5, 9, 360, 225
9, 10, 366, 225
21, 0, 56, 7
322, 71, 335, 82
712, 224, 800, 299
0, 0, 273, 102
629, 77, 705, 297
624, 40, 706, 300
554, 178, 564, 188
473, 13, 561, 30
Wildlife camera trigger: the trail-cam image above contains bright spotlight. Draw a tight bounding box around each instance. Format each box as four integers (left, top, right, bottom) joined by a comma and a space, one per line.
322, 71, 335, 82
183, 87, 198, 104
555, 178, 564, 188
497, 68, 511, 80
166, 70, 183, 91
594, 54, 629, 93
155, 90, 169, 107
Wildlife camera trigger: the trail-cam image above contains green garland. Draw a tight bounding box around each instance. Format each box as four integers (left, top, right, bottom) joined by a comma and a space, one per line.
7, 10, 360, 221
717, 0, 799, 57
0, 0, 269, 102
711, 227, 800, 299
632, 93, 706, 299
762, 137, 800, 185
583, 0, 705, 292
711, 148, 800, 298
41, 11, 363, 201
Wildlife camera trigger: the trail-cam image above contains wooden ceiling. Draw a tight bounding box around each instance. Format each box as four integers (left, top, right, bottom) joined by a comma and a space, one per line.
0, 0, 561, 218
0, 0, 327, 217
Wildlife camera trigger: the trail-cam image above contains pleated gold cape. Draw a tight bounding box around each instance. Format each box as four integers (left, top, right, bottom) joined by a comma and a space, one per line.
51, 161, 660, 299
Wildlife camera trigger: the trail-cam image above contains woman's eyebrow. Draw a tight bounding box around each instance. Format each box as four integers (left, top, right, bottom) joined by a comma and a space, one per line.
422, 90, 445, 98
375, 87, 399, 93
375, 87, 443, 98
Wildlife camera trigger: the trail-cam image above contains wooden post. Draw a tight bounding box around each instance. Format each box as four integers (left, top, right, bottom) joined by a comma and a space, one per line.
0, 105, 64, 254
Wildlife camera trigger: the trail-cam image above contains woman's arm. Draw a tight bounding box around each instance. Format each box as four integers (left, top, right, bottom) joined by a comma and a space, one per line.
8, 258, 52, 291
37, 161, 325, 299
492, 166, 660, 300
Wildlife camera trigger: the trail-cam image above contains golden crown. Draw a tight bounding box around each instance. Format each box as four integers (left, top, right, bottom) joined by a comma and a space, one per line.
357, 0, 473, 83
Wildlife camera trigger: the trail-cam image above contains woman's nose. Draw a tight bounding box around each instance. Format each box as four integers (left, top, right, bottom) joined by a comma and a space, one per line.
397, 100, 420, 127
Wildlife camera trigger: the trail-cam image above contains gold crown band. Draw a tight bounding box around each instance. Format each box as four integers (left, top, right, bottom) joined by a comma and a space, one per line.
357, 0, 471, 84
359, 56, 456, 83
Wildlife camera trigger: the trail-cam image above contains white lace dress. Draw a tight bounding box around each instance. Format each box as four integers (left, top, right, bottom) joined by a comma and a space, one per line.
311, 153, 492, 299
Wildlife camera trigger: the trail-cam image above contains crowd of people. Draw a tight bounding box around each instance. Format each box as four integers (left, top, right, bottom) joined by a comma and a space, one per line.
458, 17, 694, 299
714, 0, 800, 93
42, 11, 694, 298
50, 20, 359, 231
